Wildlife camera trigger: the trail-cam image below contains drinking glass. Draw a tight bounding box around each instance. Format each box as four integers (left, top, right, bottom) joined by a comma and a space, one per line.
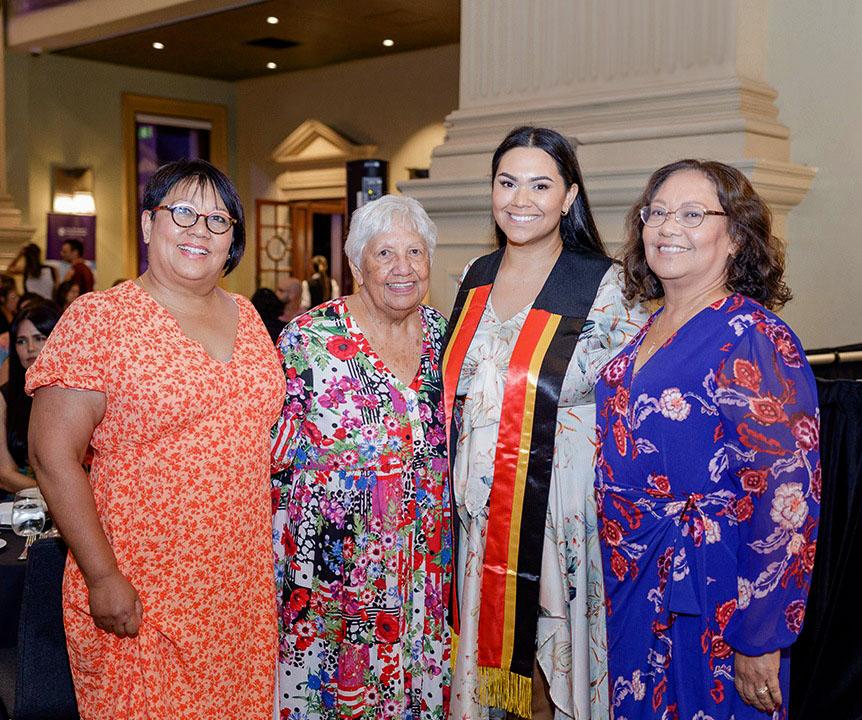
11, 487, 46, 537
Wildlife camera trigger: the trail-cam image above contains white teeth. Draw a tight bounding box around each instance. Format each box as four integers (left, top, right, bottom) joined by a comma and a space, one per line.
658, 245, 688, 254
509, 214, 538, 222
388, 282, 414, 288
178, 245, 209, 255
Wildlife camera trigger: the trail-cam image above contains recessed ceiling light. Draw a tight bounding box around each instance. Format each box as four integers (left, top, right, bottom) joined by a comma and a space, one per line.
382, 38, 395, 47
152, 41, 165, 50
266, 16, 279, 24
266, 62, 278, 70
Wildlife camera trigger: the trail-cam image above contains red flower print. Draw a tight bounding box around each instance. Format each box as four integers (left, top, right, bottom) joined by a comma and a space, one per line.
738, 422, 786, 455
610, 549, 629, 581
738, 468, 769, 496
811, 461, 822, 503
734, 495, 754, 523
603, 353, 630, 388
647, 473, 672, 498
613, 386, 630, 415
602, 519, 624, 547
652, 677, 667, 712
732, 358, 762, 392
282, 528, 298, 557
711, 679, 725, 704
302, 420, 323, 445
375, 612, 400, 643
764, 322, 802, 367
613, 417, 628, 456
790, 413, 819, 451
801, 542, 817, 573
711, 635, 733, 659
785, 599, 806, 634
715, 599, 737, 630
748, 394, 788, 425
326, 335, 359, 361
289, 587, 310, 612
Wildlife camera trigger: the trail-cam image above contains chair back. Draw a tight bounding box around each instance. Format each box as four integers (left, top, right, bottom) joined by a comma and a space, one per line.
14, 538, 79, 720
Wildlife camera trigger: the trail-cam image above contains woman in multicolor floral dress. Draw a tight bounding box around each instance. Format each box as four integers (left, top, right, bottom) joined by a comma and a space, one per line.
594, 160, 820, 720
271, 195, 452, 720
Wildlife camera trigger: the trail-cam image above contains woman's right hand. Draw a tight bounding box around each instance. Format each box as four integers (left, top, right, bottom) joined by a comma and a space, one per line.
86, 570, 143, 638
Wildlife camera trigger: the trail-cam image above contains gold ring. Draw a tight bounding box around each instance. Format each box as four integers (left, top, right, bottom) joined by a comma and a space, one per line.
756, 686, 769, 696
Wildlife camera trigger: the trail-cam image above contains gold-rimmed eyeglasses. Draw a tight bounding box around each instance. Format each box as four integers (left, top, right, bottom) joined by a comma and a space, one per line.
151, 204, 236, 234
639, 203, 728, 229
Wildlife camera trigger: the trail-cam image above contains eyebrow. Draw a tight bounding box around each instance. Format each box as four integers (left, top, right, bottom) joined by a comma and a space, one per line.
497, 172, 556, 182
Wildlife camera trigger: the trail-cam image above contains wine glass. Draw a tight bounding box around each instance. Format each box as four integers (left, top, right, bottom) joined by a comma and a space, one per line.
11, 487, 46, 537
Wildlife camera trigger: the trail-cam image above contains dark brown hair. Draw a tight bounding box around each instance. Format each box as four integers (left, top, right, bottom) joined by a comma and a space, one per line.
622, 159, 792, 310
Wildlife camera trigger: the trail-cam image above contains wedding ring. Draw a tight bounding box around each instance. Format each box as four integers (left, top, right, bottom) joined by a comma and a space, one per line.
756, 686, 769, 696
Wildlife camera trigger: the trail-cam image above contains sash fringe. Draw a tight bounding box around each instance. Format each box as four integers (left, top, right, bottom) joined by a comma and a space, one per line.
450, 627, 459, 671
476, 666, 532, 719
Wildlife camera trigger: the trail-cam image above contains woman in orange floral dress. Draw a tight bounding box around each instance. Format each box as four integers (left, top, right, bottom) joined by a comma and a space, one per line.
26, 159, 285, 719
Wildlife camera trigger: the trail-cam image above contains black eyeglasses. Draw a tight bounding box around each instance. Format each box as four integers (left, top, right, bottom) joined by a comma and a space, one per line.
639, 204, 728, 229
151, 204, 236, 234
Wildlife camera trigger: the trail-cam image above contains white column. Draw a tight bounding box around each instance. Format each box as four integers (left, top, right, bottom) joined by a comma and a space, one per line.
400, 0, 814, 310
0, 5, 35, 262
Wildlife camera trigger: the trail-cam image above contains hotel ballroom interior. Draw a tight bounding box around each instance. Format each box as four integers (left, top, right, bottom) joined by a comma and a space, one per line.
0, 1, 859, 719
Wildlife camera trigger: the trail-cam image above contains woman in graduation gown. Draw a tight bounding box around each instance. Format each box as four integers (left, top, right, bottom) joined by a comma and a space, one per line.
444, 126, 647, 719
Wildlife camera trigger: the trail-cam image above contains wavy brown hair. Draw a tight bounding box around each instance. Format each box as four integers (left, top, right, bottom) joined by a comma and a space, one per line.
622, 159, 792, 310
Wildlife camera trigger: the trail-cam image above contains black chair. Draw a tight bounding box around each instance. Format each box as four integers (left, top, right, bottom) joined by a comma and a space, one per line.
13, 537, 79, 720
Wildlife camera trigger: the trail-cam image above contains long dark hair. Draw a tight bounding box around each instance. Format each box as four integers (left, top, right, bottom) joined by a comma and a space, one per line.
491, 126, 607, 256
142, 158, 245, 275
622, 159, 792, 310
22, 244, 46, 280
6, 303, 62, 466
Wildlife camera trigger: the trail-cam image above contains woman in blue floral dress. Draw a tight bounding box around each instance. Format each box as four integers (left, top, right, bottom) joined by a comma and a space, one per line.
595, 160, 819, 720
271, 196, 451, 719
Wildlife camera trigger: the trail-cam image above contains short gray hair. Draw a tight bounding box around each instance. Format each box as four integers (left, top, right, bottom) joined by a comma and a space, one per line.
345, 194, 438, 267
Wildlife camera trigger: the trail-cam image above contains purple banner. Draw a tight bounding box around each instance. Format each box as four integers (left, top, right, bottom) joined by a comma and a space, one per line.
46, 213, 96, 261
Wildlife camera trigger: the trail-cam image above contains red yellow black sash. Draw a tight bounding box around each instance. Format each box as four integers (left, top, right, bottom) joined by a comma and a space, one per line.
443, 247, 611, 716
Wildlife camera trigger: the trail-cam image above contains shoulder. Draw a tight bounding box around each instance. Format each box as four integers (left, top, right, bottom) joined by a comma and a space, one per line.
281, 298, 345, 345
420, 304, 447, 335
719, 294, 807, 369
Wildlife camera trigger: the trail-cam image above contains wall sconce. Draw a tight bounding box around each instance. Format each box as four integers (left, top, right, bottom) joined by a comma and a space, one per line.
51, 166, 95, 214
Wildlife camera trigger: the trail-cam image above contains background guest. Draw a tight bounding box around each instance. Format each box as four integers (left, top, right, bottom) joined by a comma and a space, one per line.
595, 159, 819, 719
300, 254, 340, 309
275, 274, 303, 322
271, 194, 451, 719
445, 126, 646, 720
6, 242, 58, 300
54, 280, 80, 311
27, 158, 284, 720
60, 239, 94, 294
0, 303, 61, 495
250, 286, 286, 343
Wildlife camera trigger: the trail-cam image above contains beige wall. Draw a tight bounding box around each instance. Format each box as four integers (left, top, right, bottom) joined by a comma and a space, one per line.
4, 51, 236, 289
233, 44, 459, 296
767, 0, 862, 348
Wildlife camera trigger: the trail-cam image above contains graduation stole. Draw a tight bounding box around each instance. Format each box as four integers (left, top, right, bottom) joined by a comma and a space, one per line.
442, 246, 611, 717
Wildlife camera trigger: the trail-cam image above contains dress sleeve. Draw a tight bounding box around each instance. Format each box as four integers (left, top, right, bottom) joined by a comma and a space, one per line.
563, 265, 648, 403
25, 294, 112, 396
270, 320, 314, 474
716, 320, 820, 655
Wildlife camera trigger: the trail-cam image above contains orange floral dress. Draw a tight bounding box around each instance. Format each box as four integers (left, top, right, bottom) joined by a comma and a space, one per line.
25, 281, 285, 720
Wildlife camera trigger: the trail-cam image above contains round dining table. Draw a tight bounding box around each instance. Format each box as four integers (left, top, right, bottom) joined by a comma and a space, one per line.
0, 529, 27, 648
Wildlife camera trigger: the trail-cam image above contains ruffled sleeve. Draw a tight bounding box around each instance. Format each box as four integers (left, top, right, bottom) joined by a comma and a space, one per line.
561, 264, 649, 406
270, 318, 315, 474
716, 316, 820, 655
25, 293, 113, 396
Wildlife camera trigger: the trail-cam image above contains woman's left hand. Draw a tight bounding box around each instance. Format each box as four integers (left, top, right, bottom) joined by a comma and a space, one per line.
735, 649, 781, 714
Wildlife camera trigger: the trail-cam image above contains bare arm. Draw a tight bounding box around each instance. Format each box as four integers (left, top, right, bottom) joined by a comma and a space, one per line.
0, 394, 37, 492
5, 249, 24, 275
29, 386, 142, 638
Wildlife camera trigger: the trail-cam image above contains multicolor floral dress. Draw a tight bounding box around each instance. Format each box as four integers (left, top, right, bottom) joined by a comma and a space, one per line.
271, 298, 452, 720
594, 294, 820, 720
450, 265, 647, 719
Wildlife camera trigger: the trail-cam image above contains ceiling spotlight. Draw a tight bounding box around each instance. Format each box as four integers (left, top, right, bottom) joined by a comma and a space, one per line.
267, 62, 278, 70
266, 16, 279, 24
382, 38, 395, 47
152, 41, 165, 50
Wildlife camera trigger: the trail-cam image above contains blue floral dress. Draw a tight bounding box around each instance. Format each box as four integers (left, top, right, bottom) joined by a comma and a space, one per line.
271, 298, 452, 720
594, 294, 820, 720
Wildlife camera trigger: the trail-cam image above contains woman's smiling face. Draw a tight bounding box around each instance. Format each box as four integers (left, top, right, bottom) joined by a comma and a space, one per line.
492, 146, 577, 249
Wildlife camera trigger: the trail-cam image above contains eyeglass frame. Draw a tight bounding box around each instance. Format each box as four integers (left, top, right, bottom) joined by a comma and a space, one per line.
150, 204, 237, 235
639, 203, 728, 229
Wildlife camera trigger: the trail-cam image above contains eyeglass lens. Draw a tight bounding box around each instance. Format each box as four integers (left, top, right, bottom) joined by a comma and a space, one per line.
641, 205, 706, 228
170, 205, 233, 234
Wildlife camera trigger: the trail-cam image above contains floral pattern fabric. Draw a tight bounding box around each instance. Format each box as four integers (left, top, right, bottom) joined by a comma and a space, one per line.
271, 298, 452, 720
594, 294, 820, 720
450, 265, 647, 720
25, 282, 285, 720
